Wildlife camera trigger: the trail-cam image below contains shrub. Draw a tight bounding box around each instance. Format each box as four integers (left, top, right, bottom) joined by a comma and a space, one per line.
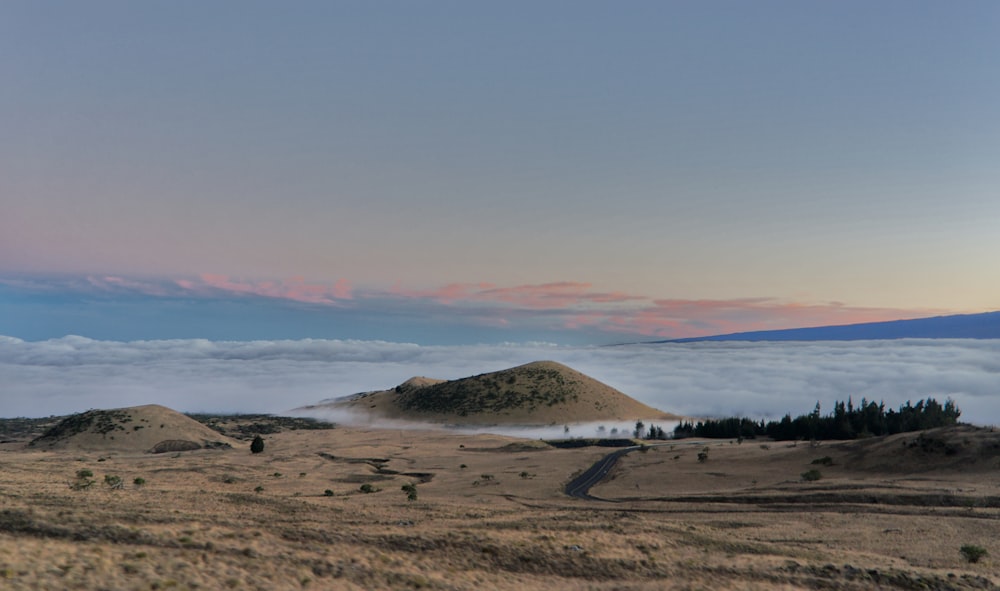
811, 456, 834, 466
323, 489, 334, 497
254, 485, 264, 493
72, 469, 96, 490
460, 464, 468, 470
801, 469, 822, 482
104, 475, 124, 490
960, 544, 987, 563
697, 451, 708, 463
133, 477, 146, 487
250, 435, 264, 454
402, 484, 418, 501
360, 483, 378, 494
480, 474, 494, 481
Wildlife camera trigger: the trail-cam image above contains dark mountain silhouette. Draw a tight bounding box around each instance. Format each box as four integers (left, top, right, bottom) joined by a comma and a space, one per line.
661, 311, 1000, 343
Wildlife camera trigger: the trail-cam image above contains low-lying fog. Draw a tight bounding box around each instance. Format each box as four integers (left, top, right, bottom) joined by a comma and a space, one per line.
2, 336, 998, 431
290, 405, 679, 440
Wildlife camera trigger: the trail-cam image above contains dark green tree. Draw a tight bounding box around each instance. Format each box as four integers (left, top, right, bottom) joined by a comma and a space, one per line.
250, 435, 265, 454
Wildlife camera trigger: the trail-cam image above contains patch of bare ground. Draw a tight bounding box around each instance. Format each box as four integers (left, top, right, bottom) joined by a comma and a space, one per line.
0, 425, 997, 590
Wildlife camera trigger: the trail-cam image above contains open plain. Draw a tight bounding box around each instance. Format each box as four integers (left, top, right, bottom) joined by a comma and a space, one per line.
2, 413, 999, 591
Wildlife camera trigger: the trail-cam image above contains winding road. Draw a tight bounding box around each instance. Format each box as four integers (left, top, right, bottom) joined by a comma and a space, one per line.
564, 441, 707, 500
564, 446, 642, 500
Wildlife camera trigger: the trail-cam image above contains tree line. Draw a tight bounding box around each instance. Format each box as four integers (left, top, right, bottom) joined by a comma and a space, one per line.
671, 397, 961, 441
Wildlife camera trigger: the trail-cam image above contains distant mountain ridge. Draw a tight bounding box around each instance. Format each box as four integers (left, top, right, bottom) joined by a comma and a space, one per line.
661, 311, 1000, 343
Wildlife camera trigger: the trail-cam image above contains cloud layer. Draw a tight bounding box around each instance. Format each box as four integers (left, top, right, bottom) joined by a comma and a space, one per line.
3, 336, 998, 429
2, 273, 946, 343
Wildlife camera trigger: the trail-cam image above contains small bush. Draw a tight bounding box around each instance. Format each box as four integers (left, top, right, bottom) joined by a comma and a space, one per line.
359, 483, 379, 494
133, 477, 146, 487
254, 485, 264, 493
250, 435, 264, 454
460, 464, 468, 470
480, 474, 494, 481
960, 544, 987, 563
323, 489, 334, 497
402, 484, 418, 501
76, 469, 94, 479
697, 451, 708, 463
104, 475, 124, 490
811, 456, 834, 466
801, 469, 822, 482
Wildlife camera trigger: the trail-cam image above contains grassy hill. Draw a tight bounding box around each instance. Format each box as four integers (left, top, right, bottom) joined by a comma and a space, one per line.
305, 360, 677, 425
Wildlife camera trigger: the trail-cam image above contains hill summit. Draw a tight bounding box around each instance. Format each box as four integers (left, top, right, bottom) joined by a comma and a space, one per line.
29, 404, 238, 453
303, 361, 677, 425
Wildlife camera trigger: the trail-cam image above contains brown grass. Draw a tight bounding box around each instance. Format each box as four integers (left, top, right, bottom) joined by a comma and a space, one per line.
1, 422, 998, 590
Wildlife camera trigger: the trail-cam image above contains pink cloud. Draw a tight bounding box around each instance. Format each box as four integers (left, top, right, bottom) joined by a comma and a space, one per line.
49, 272, 948, 340
390, 281, 644, 310
86, 276, 172, 297
177, 274, 353, 305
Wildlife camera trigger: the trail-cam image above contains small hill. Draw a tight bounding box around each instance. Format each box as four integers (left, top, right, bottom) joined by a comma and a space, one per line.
839, 424, 1000, 473
28, 404, 238, 453
302, 361, 678, 425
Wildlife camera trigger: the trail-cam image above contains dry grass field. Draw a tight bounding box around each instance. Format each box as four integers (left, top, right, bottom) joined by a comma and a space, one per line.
1, 414, 999, 590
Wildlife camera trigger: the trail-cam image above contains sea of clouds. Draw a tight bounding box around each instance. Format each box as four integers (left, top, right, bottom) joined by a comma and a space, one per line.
2, 336, 998, 436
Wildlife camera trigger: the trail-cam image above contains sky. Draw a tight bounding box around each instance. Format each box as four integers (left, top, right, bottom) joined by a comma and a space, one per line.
3, 336, 999, 427
2, 1, 999, 343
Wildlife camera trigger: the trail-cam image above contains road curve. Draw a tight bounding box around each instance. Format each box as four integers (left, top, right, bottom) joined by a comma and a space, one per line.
564, 446, 641, 500
564, 441, 707, 500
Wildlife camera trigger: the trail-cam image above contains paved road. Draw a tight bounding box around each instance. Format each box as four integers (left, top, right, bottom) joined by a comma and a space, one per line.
564, 441, 708, 500
564, 446, 641, 500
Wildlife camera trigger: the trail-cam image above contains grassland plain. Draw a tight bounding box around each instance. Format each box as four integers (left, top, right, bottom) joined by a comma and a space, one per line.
1, 416, 999, 590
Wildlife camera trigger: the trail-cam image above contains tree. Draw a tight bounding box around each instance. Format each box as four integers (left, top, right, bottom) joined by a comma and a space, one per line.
250, 435, 265, 454
634, 420, 645, 439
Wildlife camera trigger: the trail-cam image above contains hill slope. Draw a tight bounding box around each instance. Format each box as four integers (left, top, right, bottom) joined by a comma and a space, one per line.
28, 404, 238, 452
662, 311, 1000, 342
302, 361, 677, 425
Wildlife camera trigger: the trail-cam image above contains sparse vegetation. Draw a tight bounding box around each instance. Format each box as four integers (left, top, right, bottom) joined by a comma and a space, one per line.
960, 544, 987, 563
71, 469, 96, 490
393, 363, 582, 415
801, 469, 823, 482
187, 413, 336, 440
811, 456, 834, 466
401, 484, 418, 501
104, 475, 124, 490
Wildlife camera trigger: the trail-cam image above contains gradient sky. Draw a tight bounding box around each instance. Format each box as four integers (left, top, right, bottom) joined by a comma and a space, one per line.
2, 1, 998, 343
